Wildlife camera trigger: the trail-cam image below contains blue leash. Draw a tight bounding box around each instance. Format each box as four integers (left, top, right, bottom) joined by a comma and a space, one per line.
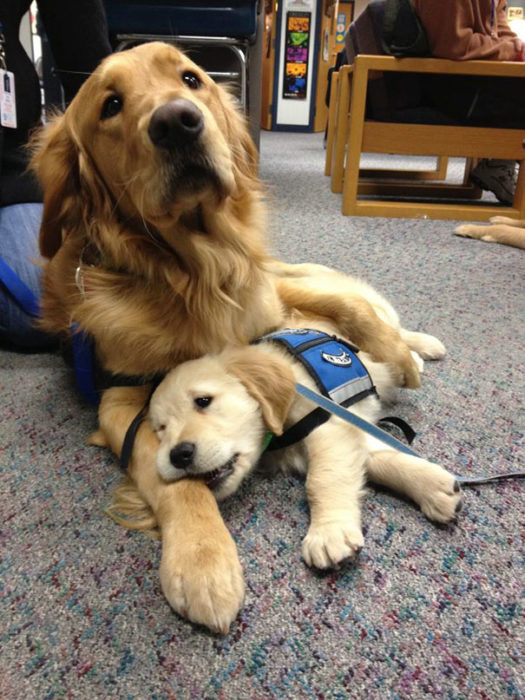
295, 383, 525, 486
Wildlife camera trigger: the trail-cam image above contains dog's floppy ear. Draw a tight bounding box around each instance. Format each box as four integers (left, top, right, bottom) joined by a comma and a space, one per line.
225, 347, 296, 436
217, 84, 259, 184
29, 113, 83, 259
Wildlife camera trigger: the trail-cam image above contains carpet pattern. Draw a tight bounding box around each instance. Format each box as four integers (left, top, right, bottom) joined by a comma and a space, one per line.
1, 132, 523, 698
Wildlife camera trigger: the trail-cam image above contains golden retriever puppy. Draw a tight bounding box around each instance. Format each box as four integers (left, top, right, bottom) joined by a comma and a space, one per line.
30, 42, 425, 633
149, 325, 461, 571
455, 216, 525, 249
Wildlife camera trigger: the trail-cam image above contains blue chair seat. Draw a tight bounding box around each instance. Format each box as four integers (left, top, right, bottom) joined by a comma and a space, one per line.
104, 1, 258, 43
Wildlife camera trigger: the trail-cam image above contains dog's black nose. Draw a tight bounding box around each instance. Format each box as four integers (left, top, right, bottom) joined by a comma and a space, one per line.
148, 99, 204, 149
169, 441, 196, 469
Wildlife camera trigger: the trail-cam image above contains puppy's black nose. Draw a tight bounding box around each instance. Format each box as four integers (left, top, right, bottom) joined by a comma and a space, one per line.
148, 99, 204, 149
169, 441, 196, 470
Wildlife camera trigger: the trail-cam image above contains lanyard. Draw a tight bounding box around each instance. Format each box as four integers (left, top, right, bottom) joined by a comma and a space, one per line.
0, 24, 6, 70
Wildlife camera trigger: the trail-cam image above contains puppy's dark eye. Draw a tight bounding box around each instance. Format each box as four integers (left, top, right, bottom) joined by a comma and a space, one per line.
194, 396, 212, 409
182, 71, 201, 90
101, 95, 123, 120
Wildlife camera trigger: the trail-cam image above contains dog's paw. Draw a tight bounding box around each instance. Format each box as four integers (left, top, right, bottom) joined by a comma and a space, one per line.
410, 351, 425, 373
454, 224, 479, 238
455, 224, 495, 243
86, 429, 108, 447
415, 464, 463, 524
391, 342, 422, 389
413, 334, 446, 360
489, 216, 515, 225
302, 521, 364, 569
160, 526, 245, 634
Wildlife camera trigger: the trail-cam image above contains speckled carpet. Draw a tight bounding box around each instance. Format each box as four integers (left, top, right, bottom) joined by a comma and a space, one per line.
1, 132, 524, 699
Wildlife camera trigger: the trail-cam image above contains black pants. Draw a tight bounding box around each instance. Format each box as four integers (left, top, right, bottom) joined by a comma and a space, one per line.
423, 75, 525, 129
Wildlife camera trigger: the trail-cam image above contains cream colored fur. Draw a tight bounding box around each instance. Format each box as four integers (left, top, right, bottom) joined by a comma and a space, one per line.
149, 322, 461, 572
30, 42, 443, 633
455, 216, 525, 250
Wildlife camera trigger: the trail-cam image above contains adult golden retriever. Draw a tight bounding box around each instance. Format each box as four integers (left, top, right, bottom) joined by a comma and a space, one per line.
31, 42, 430, 634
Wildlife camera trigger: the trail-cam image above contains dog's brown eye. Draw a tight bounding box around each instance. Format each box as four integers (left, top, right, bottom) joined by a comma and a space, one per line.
194, 396, 212, 409
182, 72, 201, 90
101, 95, 123, 120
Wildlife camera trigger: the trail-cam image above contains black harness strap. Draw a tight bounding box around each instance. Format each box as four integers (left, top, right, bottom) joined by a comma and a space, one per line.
266, 407, 330, 451
378, 416, 417, 445
266, 407, 417, 452
120, 381, 161, 470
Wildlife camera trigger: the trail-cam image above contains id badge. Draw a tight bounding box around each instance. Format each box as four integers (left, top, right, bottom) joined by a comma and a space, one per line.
1, 69, 17, 128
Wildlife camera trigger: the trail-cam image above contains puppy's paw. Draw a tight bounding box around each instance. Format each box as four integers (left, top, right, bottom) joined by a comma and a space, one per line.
489, 215, 516, 225
415, 465, 463, 524
160, 527, 245, 634
302, 521, 364, 569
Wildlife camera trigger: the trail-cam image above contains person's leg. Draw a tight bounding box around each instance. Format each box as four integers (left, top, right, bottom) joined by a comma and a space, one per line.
469, 158, 517, 205
0, 203, 57, 349
468, 77, 524, 205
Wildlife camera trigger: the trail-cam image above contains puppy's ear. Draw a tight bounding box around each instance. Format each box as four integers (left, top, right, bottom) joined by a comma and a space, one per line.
29, 114, 82, 258
225, 347, 296, 435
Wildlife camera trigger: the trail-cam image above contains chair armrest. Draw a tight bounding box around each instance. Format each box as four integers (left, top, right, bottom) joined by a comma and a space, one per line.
354, 54, 525, 78
338, 64, 354, 75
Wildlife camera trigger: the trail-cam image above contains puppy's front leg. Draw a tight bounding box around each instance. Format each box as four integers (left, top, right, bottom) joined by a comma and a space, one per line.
302, 422, 367, 569
366, 448, 462, 523
98, 387, 245, 634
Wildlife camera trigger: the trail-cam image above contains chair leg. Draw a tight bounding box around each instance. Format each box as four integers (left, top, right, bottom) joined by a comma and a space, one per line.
341, 66, 368, 216
462, 157, 479, 185
331, 68, 352, 194
324, 71, 339, 177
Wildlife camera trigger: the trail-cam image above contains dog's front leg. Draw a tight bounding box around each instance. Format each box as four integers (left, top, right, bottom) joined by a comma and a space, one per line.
276, 280, 421, 389
301, 423, 367, 569
455, 222, 525, 249
98, 387, 245, 634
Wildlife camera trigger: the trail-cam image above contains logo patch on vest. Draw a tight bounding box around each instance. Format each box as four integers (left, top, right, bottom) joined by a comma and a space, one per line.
254, 328, 376, 407
321, 350, 353, 367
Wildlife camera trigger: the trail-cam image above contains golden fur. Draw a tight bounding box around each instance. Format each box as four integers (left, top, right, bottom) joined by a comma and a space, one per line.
148, 325, 462, 569
455, 216, 525, 249
31, 42, 430, 633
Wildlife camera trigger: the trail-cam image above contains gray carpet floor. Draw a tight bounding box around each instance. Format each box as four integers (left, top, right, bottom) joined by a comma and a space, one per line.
1, 132, 524, 699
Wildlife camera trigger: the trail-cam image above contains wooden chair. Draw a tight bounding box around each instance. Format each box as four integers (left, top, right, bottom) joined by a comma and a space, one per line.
325, 66, 450, 189
328, 55, 525, 220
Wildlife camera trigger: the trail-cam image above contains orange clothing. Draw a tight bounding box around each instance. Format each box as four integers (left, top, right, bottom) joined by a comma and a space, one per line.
413, 0, 520, 60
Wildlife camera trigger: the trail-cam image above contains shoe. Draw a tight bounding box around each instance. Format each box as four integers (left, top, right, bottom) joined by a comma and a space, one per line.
470, 159, 517, 205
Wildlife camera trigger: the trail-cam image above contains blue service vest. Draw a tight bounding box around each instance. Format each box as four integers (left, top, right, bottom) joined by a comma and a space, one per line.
255, 328, 376, 407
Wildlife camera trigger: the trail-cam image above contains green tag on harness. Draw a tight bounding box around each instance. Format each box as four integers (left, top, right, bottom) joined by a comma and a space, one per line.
261, 431, 274, 452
